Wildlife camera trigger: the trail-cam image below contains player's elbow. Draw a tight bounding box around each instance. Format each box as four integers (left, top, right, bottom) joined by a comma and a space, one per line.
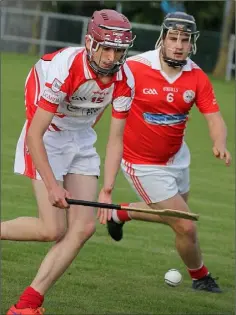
26, 125, 43, 150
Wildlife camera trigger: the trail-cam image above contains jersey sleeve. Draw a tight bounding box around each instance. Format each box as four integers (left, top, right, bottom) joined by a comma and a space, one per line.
195, 70, 220, 114
38, 48, 77, 113
111, 63, 135, 119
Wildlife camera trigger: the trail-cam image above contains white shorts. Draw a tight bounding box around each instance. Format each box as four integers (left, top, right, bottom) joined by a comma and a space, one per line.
121, 143, 190, 203
14, 121, 100, 181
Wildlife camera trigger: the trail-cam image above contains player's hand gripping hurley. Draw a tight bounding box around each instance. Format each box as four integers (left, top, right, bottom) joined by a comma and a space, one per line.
66, 198, 199, 221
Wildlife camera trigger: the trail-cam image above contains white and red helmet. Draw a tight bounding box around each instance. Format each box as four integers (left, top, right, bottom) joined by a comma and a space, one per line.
86, 9, 135, 75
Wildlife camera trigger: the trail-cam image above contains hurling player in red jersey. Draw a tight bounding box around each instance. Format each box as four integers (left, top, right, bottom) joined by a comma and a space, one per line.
2, 9, 135, 315
99, 12, 231, 293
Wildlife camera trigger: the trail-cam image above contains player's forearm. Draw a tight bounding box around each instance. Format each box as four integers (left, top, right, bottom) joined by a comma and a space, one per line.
103, 138, 123, 192
26, 134, 58, 190
208, 116, 227, 146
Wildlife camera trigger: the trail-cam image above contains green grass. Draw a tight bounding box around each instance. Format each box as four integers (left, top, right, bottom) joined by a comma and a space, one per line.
1, 52, 235, 315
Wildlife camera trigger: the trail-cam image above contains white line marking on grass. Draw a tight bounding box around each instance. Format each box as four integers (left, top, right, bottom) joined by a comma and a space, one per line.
189, 197, 234, 209
2, 201, 35, 208
199, 214, 234, 222
2, 183, 32, 190
91, 238, 177, 256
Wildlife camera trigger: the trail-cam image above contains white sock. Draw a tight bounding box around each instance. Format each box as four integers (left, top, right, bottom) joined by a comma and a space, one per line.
112, 208, 132, 224
112, 209, 122, 223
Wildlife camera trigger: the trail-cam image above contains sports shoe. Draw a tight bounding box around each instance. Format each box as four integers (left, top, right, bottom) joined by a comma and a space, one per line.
192, 273, 222, 293
7, 305, 45, 315
107, 218, 124, 241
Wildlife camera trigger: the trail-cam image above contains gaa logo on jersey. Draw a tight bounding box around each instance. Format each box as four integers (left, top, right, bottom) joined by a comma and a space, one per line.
183, 90, 195, 103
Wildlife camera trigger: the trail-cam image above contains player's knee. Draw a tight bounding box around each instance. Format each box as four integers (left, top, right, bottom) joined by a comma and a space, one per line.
70, 221, 96, 246
79, 222, 96, 241
174, 220, 197, 242
40, 224, 66, 242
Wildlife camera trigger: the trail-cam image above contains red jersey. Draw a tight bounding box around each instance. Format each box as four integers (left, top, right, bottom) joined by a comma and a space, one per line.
123, 48, 219, 165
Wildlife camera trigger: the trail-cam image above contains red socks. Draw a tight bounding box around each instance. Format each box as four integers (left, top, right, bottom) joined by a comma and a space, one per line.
114, 204, 208, 282
188, 264, 209, 280
15, 286, 44, 309
113, 203, 132, 223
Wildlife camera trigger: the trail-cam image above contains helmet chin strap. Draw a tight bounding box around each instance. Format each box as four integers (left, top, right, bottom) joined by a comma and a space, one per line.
158, 30, 194, 68
89, 59, 120, 76
161, 45, 187, 68
161, 31, 191, 68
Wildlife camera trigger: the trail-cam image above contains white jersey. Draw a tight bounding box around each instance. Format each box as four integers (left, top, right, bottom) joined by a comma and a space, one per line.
25, 47, 134, 131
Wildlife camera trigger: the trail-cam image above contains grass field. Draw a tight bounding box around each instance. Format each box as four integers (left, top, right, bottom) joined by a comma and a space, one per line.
1, 52, 235, 315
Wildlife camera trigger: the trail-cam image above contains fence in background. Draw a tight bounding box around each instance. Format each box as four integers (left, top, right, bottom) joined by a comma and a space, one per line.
226, 34, 235, 81
1, 6, 235, 80
1, 6, 161, 57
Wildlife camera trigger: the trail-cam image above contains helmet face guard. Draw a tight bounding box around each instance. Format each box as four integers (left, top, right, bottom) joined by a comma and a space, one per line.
86, 10, 135, 75
155, 12, 200, 68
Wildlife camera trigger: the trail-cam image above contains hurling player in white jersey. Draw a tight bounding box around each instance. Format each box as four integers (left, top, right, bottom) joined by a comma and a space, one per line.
2, 9, 135, 315
98, 12, 231, 293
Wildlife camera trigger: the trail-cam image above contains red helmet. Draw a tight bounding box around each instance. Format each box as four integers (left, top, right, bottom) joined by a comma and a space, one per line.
86, 9, 135, 75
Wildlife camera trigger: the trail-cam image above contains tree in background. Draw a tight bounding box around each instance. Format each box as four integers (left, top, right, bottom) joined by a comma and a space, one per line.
213, 0, 235, 78
21, 0, 231, 74
35, 1, 226, 33
28, 1, 42, 55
